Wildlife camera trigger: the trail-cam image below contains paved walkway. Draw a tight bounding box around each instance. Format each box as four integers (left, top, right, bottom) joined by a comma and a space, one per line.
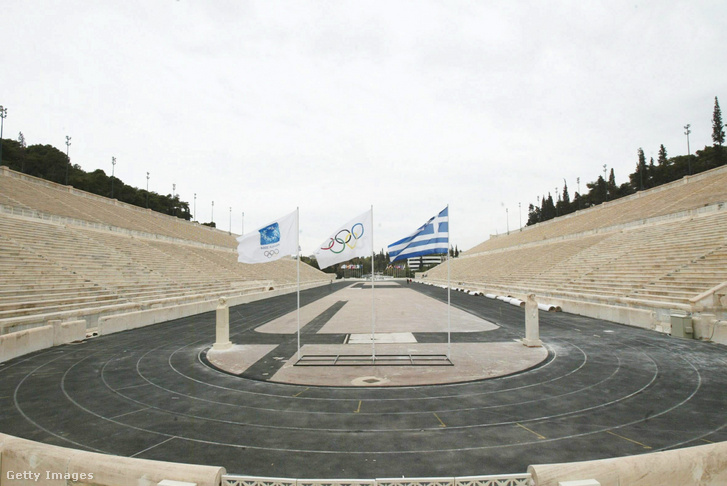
208, 281, 545, 386
1, 280, 726, 479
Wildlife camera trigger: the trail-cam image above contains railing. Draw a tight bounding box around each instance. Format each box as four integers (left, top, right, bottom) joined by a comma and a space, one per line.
222, 474, 533, 486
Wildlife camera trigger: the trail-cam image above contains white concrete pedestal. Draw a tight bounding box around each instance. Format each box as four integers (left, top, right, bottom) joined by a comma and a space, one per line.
524, 293, 543, 347
213, 297, 232, 351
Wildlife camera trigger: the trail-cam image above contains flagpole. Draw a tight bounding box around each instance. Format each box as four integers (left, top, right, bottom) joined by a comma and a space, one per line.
447, 204, 451, 360
371, 205, 376, 361
296, 206, 301, 361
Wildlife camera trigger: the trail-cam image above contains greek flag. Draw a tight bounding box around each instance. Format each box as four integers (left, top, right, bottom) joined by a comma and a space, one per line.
388, 207, 449, 262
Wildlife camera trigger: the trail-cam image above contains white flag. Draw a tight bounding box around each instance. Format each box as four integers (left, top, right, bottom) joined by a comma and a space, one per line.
314, 209, 373, 270
237, 210, 298, 264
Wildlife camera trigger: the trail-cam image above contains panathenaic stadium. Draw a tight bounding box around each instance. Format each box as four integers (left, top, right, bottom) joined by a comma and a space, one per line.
0, 164, 726, 486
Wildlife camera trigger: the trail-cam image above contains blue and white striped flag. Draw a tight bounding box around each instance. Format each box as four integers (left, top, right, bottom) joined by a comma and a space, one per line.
388, 207, 449, 262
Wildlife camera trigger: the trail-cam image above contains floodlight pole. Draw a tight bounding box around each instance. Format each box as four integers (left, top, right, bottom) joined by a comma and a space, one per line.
577, 177, 581, 209
447, 204, 451, 360
371, 205, 376, 361
65, 136, 71, 185
684, 124, 692, 174
518, 202, 522, 231
296, 207, 301, 360
111, 157, 116, 198
146, 172, 150, 208
0, 106, 7, 165
229, 207, 232, 235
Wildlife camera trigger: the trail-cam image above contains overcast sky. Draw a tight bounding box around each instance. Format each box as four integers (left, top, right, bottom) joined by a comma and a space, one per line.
2, 1, 725, 254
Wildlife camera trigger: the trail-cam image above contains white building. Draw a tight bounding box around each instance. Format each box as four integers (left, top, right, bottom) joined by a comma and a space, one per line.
407, 254, 445, 271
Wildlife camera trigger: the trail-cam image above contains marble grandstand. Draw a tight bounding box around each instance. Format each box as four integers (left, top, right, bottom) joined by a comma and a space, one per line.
423, 164, 727, 342
0, 166, 329, 336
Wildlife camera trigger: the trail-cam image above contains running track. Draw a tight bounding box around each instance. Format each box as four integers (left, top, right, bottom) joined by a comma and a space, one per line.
1, 281, 725, 478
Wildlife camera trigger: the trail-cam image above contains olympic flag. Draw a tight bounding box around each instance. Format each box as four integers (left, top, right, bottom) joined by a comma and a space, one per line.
314, 209, 373, 270
237, 210, 299, 264
388, 206, 449, 262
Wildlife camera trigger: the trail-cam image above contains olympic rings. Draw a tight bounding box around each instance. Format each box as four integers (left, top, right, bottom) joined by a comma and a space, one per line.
264, 249, 279, 258
320, 222, 364, 254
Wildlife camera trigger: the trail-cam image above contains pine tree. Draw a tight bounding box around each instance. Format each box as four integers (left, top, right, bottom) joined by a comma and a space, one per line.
527, 203, 540, 225
17, 132, 27, 172
657, 144, 668, 165
607, 168, 618, 198
632, 148, 646, 190
713, 96, 725, 146
647, 157, 656, 188
544, 193, 555, 220
652, 145, 669, 186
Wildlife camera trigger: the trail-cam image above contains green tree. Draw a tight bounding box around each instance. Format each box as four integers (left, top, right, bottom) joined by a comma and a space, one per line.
647, 157, 656, 188
630, 148, 647, 191
693, 145, 727, 171
585, 176, 607, 205
713, 96, 725, 146
657, 145, 668, 166
23, 144, 70, 183
668, 154, 695, 179
607, 168, 618, 198
1, 139, 24, 172
527, 203, 541, 225
543, 193, 556, 220
560, 179, 571, 214
17, 132, 27, 173
652, 144, 669, 185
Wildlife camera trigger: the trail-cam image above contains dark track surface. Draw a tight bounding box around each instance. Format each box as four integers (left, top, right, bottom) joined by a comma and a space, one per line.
1, 281, 726, 478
